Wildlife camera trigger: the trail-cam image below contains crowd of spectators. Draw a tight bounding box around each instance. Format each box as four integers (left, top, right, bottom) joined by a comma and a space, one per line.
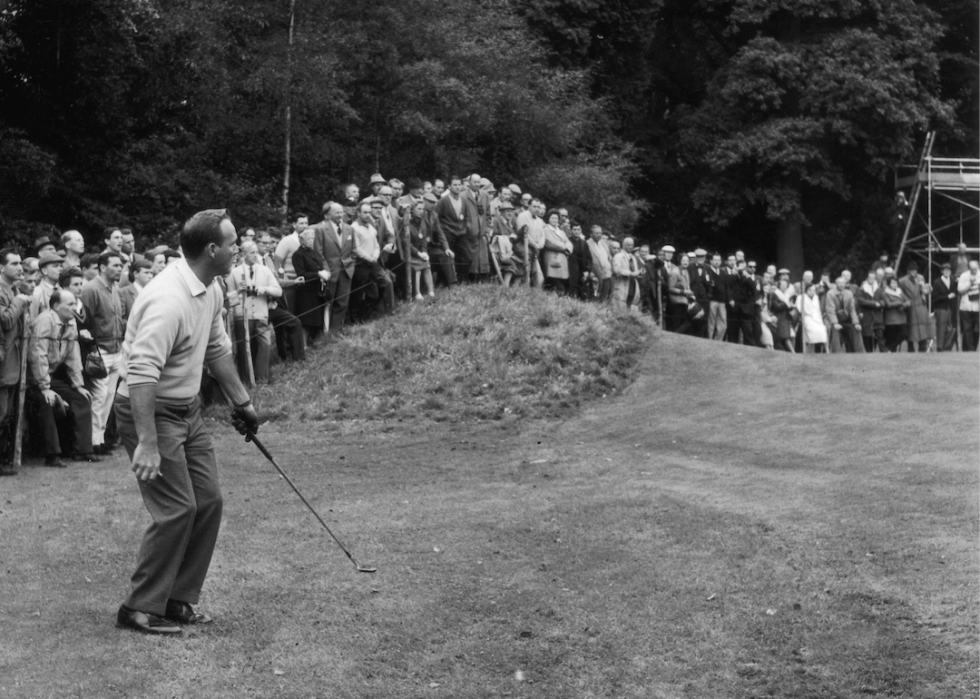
0, 173, 977, 476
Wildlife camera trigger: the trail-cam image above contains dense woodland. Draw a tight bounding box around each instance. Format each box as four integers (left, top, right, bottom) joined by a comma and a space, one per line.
0, 0, 976, 273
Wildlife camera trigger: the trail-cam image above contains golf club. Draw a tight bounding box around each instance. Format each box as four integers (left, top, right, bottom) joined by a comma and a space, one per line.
245, 430, 377, 574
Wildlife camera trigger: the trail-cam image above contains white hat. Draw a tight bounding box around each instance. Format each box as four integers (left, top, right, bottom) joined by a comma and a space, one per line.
661, 245, 675, 253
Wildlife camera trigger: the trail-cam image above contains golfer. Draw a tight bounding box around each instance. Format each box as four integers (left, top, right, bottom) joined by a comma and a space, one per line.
114, 209, 258, 635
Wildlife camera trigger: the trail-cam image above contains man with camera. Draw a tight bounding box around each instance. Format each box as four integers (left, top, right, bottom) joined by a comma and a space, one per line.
227, 240, 282, 383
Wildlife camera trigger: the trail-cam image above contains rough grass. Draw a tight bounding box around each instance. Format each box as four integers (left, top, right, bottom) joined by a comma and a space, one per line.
238, 285, 652, 423
1, 313, 976, 699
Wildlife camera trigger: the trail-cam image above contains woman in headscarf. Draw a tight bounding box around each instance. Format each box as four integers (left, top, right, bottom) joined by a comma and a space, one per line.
881, 276, 911, 352
542, 210, 572, 294
769, 271, 796, 352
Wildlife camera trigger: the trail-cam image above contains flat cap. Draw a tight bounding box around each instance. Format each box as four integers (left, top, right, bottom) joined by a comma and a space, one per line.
661, 245, 675, 252
38, 251, 65, 268
499, 201, 515, 211
508, 184, 522, 195
694, 247, 707, 256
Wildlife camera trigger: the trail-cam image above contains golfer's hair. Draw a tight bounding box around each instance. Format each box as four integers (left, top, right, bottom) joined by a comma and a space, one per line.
0, 247, 21, 265
128, 258, 152, 283
181, 209, 230, 260
98, 251, 121, 270
58, 266, 83, 288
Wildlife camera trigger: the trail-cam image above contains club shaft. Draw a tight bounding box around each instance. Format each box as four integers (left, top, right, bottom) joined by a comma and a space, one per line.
248, 431, 361, 569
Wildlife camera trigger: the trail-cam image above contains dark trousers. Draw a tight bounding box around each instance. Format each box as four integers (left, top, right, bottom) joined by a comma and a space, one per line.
31, 369, 93, 456
737, 310, 761, 347
445, 233, 472, 284
884, 324, 906, 352
115, 395, 222, 616
0, 385, 15, 456
596, 278, 612, 303
350, 261, 393, 323
233, 318, 271, 383
960, 310, 978, 351
934, 308, 954, 351
428, 246, 458, 287
327, 271, 353, 334
666, 301, 690, 333
269, 306, 304, 361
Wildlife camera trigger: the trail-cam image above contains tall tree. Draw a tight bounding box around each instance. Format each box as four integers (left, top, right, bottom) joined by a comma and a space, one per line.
677, 0, 953, 276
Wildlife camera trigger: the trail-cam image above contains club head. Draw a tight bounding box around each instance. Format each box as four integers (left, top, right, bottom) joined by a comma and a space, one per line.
357, 565, 377, 574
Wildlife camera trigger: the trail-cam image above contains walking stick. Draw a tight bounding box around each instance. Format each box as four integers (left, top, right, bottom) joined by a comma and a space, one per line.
523, 232, 530, 286
12, 313, 28, 468
242, 297, 255, 387
486, 230, 504, 284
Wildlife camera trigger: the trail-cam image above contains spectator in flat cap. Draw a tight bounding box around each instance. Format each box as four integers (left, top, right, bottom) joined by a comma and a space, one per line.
491, 201, 521, 287
31, 251, 65, 319
369, 173, 386, 197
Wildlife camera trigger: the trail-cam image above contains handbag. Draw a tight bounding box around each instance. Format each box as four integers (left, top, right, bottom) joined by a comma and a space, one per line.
83, 320, 108, 379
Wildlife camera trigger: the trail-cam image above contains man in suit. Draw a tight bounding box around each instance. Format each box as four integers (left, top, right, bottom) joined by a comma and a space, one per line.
705, 252, 728, 340
434, 176, 470, 283
313, 202, 356, 336
688, 248, 711, 337
461, 174, 490, 281
377, 185, 409, 300
567, 223, 592, 300
823, 276, 862, 353
932, 262, 957, 351
422, 192, 457, 287
730, 260, 761, 346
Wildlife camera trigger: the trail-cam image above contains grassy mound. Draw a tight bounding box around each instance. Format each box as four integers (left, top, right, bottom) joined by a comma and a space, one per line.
245, 285, 652, 423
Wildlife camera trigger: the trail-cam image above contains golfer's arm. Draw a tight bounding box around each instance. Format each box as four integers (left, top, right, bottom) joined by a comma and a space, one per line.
208, 354, 251, 408
128, 383, 159, 449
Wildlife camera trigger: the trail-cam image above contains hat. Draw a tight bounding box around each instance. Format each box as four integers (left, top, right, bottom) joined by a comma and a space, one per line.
343, 196, 358, 207
661, 245, 675, 253
34, 236, 54, 253
38, 251, 65, 268
499, 201, 515, 211
368, 196, 385, 206
508, 184, 522, 195
406, 177, 423, 191
369, 173, 386, 185
423, 192, 439, 204
906, 260, 918, 272
778, 268, 791, 276
694, 247, 707, 256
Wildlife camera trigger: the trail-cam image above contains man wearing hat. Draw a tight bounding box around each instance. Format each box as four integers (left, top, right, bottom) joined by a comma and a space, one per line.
898, 261, 931, 352
34, 236, 57, 258
30, 251, 65, 319
688, 248, 711, 337
397, 178, 424, 212
931, 261, 957, 351
368, 173, 386, 198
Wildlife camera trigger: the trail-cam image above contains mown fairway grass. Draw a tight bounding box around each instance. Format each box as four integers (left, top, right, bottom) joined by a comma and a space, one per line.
0, 293, 976, 699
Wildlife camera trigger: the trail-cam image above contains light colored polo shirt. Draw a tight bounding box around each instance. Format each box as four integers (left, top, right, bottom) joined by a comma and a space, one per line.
118, 258, 232, 403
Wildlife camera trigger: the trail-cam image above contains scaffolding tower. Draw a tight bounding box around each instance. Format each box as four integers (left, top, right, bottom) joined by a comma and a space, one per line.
895, 132, 980, 286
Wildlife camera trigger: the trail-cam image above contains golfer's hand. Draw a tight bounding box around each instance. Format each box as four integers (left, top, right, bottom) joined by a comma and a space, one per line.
231, 404, 260, 441
132, 442, 162, 481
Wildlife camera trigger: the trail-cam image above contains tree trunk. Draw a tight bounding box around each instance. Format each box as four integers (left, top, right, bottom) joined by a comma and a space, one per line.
776, 215, 805, 280
281, 0, 297, 224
